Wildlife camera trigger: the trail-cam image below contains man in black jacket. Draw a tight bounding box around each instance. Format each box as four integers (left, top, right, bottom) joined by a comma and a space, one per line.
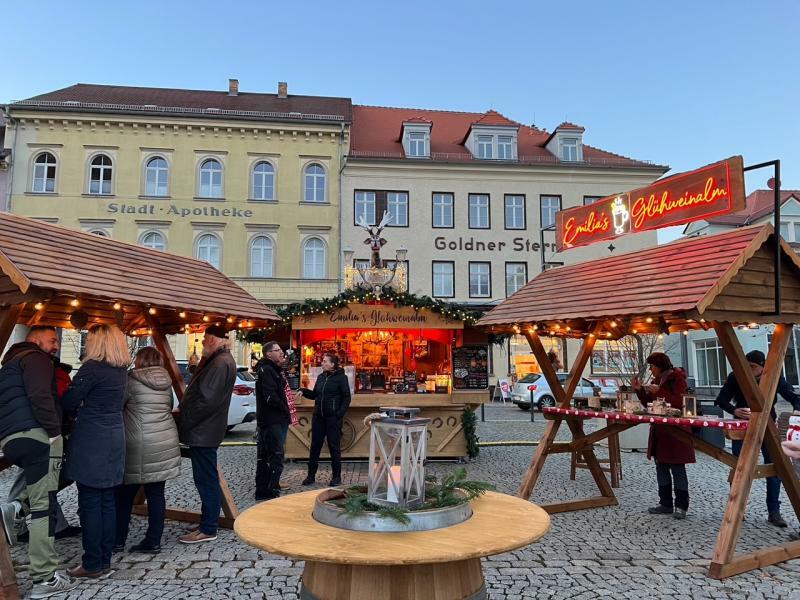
177, 326, 236, 544
715, 350, 800, 528
254, 341, 291, 500
0, 326, 78, 597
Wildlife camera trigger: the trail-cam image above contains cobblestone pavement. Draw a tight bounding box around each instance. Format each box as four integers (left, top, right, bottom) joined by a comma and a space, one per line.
3, 402, 800, 599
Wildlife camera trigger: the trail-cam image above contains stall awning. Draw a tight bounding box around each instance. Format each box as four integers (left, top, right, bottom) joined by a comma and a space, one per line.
478, 224, 800, 337
0, 212, 279, 333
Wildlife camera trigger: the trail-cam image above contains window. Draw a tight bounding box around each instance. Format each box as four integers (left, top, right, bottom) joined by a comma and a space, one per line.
591, 340, 638, 374
497, 135, 514, 160
432, 193, 454, 228
407, 132, 428, 157
432, 261, 454, 298
387, 192, 408, 227
142, 157, 169, 197
199, 159, 223, 198
695, 338, 727, 386
89, 154, 113, 195
140, 231, 166, 251
250, 235, 274, 277
353, 190, 408, 226
476, 135, 493, 159
583, 196, 603, 205
468, 194, 490, 229
504, 195, 525, 229
353, 258, 371, 270
778, 220, 800, 243
303, 237, 326, 279
196, 233, 221, 269
561, 138, 579, 161
32, 152, 57, 193
505, 262, 527, 297
88, 229, 108, 237
540, 195, 561, 229
251, 161, 275, 201
469, 262, 491, 298
304, 163, 326, 202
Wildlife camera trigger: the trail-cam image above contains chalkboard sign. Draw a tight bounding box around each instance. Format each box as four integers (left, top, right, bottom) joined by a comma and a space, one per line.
284, 348, 301, 390
452, 345, 489, 389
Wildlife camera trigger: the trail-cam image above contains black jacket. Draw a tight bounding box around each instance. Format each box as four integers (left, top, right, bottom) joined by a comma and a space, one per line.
255, 358, 290, 426
0, 342, 60, 440
715, 371, 800, 421
301, 368, 351, 419
179, 348, 236, 447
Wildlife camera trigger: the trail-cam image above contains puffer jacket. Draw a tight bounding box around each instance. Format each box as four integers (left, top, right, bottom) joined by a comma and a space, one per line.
123, 366, 181, 484
300, 368, 351, 418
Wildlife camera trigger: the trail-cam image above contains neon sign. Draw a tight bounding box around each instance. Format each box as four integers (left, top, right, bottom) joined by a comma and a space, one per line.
555, 156, 745, 252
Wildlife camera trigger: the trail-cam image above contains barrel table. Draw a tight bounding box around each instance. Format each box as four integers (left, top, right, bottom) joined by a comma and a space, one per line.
234, 489, 550, 600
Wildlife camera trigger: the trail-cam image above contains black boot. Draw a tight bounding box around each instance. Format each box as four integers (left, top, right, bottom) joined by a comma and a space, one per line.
674, 489, 689, 512
648, 485, 674, 514
302, 466, 317, 486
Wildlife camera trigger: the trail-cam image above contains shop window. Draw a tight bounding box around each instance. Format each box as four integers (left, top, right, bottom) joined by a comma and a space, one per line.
303, 237, 326, 279
468, 194, 490, 229
432, 193, 454, 228
89, 154, 113, 195
145, 157, 169, 197
199, 158, 223, 198
694, 338, 727, 386
32, 152, 57, 193
468, 262, 491, 298
432, 261, 454, 298
251, 161, 275, 201
196, 233, 221, 269
250, 235, 274, 278
303, 163, 326, 203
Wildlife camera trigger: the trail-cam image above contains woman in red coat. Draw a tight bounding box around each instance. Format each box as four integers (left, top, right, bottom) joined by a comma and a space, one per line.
632, 352, 695, 519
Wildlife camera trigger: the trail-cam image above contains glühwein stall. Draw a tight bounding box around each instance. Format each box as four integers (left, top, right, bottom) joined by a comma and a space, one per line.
479, 156, 800, 579
0, 213, 279, 600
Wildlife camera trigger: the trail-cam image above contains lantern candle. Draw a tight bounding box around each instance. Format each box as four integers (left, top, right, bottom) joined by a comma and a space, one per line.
386, 465, 402, 503
682, 395, 697, 417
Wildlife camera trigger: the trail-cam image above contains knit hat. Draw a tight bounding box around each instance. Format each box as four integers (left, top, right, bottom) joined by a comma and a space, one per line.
204, 325, 228, 339
745, 350, 766, 366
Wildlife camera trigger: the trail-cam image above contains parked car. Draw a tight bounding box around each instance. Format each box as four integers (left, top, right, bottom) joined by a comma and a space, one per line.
511, 373, 600, 410
172, 361, 256, 431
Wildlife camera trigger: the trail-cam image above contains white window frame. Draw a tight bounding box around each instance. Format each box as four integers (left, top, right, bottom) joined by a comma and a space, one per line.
407, 131, 428, 157
505, 262, 527, 297
560, 137, 579, 161
139, 230, 166, 251
355, 191, 376, 225
144, 156, 169, 197
590, 340, 638, 375
469, 262, 491, 298
198, 158, 223, 198
249, 235, 274, 277
195, 233, 222, 269
583, 195, 603, 205
778, 219, 800, 243
694, 338, 728, 387
504, 195, 525, 230
540, 195, 561, 229
387, 192, 408, 227
476, 135, 493, 159
251, 160, 275, 201
32, 152, 57, 193
432, 261, 455, 298
497, 135, 514, 160
303, 163, 326, 203
302, 236, 327, 279
88, 154, 114, 195
433, 193, 454, 228
468, 194, 490, 229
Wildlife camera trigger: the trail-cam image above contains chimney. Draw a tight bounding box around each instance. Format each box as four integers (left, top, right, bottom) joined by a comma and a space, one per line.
277, 81, 288, 99
228, 79, 239, 96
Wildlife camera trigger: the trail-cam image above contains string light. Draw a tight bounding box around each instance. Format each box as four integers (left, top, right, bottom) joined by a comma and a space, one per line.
113, 302, 122, 311
606, 332, 612, 338
226, 316, 234, 324
610, 321, 617, 328
631, 328, 637, 334
148, 307, 157, 315
179, 311, 187, 319
34, 302, 44, 311
70, 298, 80, 307
202, 315, 210, 322
645, 317, 653, 323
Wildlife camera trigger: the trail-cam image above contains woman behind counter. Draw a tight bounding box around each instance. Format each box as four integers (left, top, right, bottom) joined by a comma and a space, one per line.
632, 352, 695, 520
297, 352, 351, 487
62, 324, 130, 578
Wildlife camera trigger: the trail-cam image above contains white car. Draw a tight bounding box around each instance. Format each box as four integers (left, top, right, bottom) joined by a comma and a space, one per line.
172, 362, 256, 431
511, 373, 600, 410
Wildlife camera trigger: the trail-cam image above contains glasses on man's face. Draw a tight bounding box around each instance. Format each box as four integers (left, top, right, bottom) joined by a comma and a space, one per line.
269, 348, 285, 355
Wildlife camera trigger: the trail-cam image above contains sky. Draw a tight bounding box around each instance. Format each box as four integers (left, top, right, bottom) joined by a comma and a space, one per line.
3, 0, 798, 232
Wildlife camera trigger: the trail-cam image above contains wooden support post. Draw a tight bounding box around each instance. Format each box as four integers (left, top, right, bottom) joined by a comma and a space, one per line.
146, 313, 186, 401
0, 305, 24, 353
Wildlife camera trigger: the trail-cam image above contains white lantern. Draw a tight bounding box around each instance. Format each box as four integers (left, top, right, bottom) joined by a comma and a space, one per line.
682, 395, 697, 417
367, 407, 430, 509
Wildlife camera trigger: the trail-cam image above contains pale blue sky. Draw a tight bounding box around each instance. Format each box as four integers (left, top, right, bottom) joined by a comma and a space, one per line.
4, 0, 798, 198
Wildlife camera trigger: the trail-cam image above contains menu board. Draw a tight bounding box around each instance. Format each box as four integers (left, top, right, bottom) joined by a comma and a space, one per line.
284, 348, 301, 390
452, 345, 489, 389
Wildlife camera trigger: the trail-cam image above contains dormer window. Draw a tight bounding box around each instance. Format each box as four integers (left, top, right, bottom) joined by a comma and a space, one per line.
498, 136, 514, 159
401, 121, 432, 158
477, 135, 493, 159
561, 138, 579, 161
407, 132, 428, 157
466, 127, 518, 161
545, 122, 585, 162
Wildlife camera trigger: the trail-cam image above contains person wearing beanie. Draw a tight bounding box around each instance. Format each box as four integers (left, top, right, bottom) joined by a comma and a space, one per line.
177, 326, 236, 544
715, 348, 800, 528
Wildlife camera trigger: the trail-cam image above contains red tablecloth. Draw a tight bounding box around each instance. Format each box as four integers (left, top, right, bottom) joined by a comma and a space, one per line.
542, 406, 749, 430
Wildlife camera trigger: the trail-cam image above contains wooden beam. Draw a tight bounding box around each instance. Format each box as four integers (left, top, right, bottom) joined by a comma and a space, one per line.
0, 305, 24, 353
517, 420, 561, 500
218, 464, 240, 521
0, 528, 19, 600
132, 505, 235, 530
146, 313, 186, 401
709, 539, 800, 580
566, 418, 615, 498
540, 496, 618, 514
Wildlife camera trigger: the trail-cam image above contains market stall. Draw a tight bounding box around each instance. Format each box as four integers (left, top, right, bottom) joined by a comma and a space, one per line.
478, 223, 800, 579
0, 213, 279, 600
262, 291, 490, 459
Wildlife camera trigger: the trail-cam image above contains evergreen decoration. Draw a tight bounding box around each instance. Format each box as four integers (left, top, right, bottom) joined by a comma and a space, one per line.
462, 408, 480, 459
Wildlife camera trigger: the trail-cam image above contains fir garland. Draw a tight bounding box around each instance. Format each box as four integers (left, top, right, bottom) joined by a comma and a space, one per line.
462, 407, 480, 459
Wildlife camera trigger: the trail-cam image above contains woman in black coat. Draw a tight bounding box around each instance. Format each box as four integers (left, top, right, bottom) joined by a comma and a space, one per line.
62, 324, 129, 578
298, 353, 351, 486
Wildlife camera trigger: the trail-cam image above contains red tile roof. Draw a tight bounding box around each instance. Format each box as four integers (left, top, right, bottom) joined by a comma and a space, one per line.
11, 83, 352, 124
556, 121, 585, 131
472, 110, 519, 127
478, 224, 799, 331
705, 189, 800, 225
350, 105, 664, 169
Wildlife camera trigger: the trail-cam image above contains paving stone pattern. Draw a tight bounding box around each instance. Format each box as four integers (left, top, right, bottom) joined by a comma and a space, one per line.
3, 402, 800, 598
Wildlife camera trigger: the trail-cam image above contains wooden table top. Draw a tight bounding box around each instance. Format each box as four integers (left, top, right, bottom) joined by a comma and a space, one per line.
234, 490, 550, 566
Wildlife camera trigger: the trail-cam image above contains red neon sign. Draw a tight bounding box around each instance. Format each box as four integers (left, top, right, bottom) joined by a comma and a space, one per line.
555, 156, 745, 252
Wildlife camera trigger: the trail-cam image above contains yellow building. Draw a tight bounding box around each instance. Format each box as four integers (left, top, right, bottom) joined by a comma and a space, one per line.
3, 80, 351, 363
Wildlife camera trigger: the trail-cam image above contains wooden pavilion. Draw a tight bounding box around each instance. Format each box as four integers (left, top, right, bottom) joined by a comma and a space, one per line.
478, 223, 800, 578
0, 212, 279, 600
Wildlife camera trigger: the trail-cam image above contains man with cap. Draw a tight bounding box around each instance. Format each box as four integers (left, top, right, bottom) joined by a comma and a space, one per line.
715, 349, 800, 528
177, 326, 236, 544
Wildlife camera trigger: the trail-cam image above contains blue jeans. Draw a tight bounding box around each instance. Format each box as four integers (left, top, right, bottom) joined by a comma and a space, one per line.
731, 439, 781, 513
114, 481, 166, 547
77, 483, 115, 572
190, 447, 220, 535
255, 423, 288, 499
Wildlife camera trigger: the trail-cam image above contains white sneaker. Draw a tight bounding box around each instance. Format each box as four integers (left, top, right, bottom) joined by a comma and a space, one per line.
30, 571, 79, 599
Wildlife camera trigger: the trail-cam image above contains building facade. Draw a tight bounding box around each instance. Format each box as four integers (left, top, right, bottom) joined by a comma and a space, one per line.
342, 105, 669, 382
3, 81, 351, 363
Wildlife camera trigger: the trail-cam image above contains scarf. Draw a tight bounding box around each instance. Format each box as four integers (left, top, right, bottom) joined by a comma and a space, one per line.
282, 371, 298, 426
